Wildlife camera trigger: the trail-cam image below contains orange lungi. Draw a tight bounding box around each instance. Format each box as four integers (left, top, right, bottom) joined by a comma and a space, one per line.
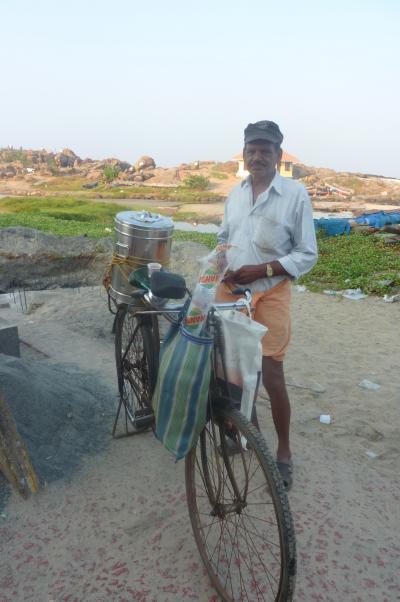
215, 279, 291, 362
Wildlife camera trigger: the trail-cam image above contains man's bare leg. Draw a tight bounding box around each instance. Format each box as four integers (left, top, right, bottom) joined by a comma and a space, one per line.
262, 356, 291, 463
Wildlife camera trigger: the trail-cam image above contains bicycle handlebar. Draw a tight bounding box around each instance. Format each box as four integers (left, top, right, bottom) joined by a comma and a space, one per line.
139, 288, 253, 315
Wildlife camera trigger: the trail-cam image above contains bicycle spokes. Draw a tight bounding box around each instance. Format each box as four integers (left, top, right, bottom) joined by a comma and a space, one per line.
187, 410, 289, 601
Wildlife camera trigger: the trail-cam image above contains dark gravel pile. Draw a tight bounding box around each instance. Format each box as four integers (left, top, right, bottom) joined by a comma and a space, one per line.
0, 354, 116, 509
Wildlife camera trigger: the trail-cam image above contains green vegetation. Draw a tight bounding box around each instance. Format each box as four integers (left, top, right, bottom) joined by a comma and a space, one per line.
298, 232, 400, 296
24, 175, 223, 203
85, 185, 222, 204
173, 230, 217, 249
0, 196, 124, 221
0, 212, 111, 238
0, 196, 133, 238
45, 177, 90, 191
46, 157, 57, 175
0, 196, 398, 296
0, 148, 29, 165
103, 165, 120, 182
182, 174, 210, 190
210, 171, 229, 180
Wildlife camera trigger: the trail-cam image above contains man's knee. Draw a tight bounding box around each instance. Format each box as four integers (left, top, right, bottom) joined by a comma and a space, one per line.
262, 356, 285, 391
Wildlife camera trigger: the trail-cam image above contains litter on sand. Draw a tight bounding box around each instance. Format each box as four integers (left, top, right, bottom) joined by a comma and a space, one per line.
341, 289, 368, 300
359, 379, 381, 391
319, 414, 332, 424
323, 288, 367, 300
365, 450, 378, 459
383, 294, 400, 303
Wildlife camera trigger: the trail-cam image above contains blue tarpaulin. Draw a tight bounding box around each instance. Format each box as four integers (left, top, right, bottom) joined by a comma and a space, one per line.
314, 218, 351, 236
314, 211, 400, 236
354, 212, 400, 228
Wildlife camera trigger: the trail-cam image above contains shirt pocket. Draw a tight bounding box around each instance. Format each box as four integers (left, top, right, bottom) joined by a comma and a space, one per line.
253, 216, 290, 253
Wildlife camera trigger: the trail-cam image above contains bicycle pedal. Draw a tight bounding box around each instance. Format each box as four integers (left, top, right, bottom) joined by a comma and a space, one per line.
133, 408, 154, 429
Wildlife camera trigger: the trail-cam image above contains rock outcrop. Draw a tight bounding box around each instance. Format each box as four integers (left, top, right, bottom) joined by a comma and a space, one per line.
0, 227, 207, 292
135, 155, 156, 171
0, 228, 113, 292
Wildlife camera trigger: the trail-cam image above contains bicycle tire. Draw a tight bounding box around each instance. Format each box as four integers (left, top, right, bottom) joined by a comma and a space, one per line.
185, 405, 296, 602
114, 306, 158, 428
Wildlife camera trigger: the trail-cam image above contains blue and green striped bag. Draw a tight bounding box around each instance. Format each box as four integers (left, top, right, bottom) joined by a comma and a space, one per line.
152, 323, 213, 460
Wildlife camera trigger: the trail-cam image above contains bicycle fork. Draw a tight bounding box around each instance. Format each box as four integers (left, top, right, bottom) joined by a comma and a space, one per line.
207, 410, 250, 518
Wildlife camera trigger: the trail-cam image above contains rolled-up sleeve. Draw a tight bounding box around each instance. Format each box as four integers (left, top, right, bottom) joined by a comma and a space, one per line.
278, 191, 318, 278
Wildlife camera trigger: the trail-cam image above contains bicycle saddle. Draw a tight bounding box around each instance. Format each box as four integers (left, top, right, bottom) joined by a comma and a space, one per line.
150, 271, 187, 299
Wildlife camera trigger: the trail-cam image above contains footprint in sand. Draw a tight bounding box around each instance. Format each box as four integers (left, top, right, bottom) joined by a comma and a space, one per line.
354, 423, 384, 442
376, 448, 400, 461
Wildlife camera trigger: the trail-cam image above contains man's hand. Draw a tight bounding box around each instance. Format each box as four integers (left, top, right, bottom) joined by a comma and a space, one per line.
223, 264, 265, 285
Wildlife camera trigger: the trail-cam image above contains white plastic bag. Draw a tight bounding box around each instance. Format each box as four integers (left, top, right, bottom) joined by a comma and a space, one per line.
216, 309, 267, 421
184, 244, 234, 334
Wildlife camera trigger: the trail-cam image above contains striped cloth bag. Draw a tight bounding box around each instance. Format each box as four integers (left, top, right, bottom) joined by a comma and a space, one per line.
152, 323, 213, 460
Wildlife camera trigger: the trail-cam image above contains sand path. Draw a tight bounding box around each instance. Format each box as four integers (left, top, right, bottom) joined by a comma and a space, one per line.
0, 285, 399, 601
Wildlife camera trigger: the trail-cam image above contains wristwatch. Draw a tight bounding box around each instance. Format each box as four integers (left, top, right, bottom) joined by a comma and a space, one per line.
265, 263, 274, 278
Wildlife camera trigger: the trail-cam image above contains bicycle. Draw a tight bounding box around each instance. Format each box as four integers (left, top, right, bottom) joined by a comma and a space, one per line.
113, 267, 296, 601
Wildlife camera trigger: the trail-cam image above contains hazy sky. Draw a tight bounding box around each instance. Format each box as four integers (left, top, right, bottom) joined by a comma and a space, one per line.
1, 1, 399, 176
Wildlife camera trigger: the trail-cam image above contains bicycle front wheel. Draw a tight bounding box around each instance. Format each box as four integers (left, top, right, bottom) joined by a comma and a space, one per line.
185, 406, 296, 602
114, 306, 158, 428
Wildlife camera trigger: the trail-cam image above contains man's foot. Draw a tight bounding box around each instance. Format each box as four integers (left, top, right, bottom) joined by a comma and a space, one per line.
276, 460, 293, 492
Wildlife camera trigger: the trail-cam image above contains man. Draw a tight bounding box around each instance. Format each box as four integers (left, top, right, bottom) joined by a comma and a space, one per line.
217, 120, 318, 490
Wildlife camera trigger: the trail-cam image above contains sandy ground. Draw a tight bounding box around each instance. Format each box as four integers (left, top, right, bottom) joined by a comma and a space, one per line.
0, 282, 400, 601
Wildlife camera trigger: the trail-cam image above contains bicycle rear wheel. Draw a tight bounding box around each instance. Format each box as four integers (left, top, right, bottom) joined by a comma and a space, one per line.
185, 405, 296, 602
114, 306, 158, 429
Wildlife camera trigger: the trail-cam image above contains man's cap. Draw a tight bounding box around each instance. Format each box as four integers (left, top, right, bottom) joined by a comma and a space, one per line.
244, 120, 283, 145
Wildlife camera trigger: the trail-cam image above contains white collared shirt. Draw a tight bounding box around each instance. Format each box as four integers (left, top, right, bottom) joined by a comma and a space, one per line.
218, 171, 318, 292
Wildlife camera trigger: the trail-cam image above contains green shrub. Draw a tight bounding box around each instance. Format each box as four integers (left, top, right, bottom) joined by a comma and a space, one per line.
46, 157, 57, 174
183, 175, 210, 190
1, 149, 27, 163
103, 165, 120, 182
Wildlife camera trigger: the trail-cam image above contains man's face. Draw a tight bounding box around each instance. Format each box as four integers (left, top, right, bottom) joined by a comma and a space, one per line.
243, 141, 282, 179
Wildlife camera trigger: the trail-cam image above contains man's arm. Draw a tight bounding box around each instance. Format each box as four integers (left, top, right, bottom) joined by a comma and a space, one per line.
223, 259, 290, 285
277, 189, 318, 279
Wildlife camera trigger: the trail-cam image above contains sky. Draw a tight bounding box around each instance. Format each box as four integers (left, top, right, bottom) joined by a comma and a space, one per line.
1, 0, 399, 177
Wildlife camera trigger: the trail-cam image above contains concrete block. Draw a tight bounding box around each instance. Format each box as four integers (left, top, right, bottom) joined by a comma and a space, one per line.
0, 318, 20, 358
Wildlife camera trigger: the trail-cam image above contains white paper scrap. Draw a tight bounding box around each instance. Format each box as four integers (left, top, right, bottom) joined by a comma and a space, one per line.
359, 379, 381, 391
319, 414, 332, 424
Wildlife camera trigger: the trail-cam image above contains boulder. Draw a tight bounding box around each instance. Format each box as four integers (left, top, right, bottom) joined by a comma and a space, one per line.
82, 181, 99, 189
293, 164, 314, 179
54, 148, 80, 168
1, 165, 17, 177
135, 155, 156, 171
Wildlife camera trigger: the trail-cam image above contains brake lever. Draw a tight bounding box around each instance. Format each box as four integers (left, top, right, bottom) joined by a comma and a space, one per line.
231, 287, 250, 297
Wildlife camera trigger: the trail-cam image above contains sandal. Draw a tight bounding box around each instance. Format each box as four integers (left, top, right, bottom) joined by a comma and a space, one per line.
276, 460, 293, 492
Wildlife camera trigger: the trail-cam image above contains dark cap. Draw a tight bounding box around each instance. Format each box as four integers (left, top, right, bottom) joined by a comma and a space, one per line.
244, 120, 284, 145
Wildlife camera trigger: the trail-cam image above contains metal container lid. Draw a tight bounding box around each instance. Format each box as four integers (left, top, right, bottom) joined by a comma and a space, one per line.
115, 210, 174, 231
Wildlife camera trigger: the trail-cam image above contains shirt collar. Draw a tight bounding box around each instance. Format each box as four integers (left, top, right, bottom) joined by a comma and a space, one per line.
240, 170, 283, 196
